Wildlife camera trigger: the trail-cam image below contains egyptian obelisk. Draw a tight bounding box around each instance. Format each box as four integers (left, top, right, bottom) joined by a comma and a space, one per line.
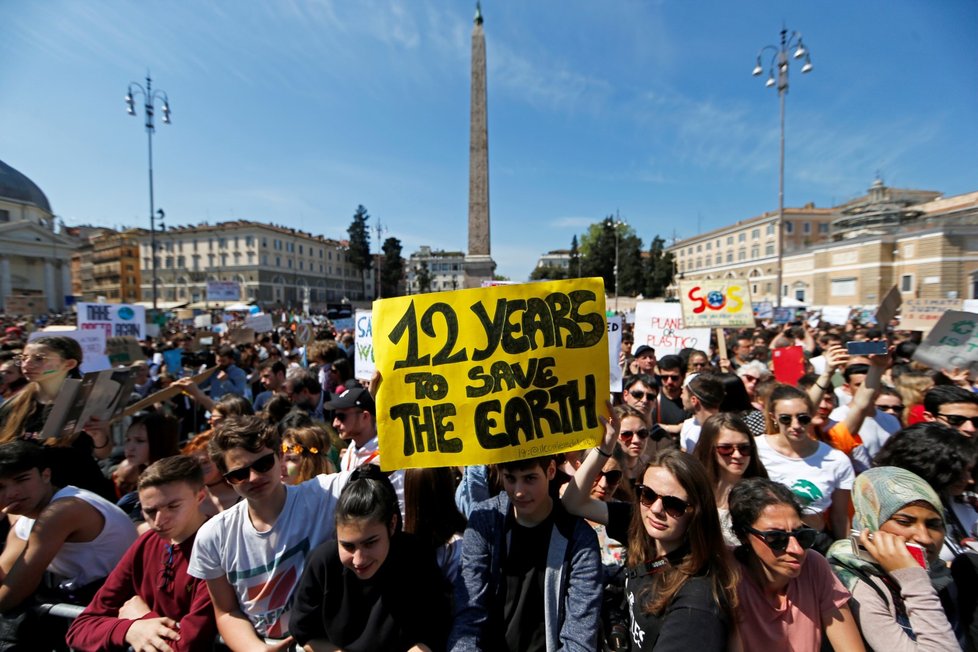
463, 2, 496, 288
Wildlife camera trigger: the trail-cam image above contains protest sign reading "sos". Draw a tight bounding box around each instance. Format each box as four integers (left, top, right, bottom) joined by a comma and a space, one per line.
678, 279, 756, 328
373, 278, 609, 470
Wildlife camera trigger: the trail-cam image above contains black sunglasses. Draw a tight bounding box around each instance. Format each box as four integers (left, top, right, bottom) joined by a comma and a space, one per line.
777, 413, 813, 426
715, 443, 752, 457
744, 525, 818, 551
620, 428, 651, 440
938, 413, 978, 428
223, 452, 277, 484
876, 404, 905, 413
628, 389, 655, 401
333, 410, 362, 422
598, 469, 623, 485
634, 484, 690, 518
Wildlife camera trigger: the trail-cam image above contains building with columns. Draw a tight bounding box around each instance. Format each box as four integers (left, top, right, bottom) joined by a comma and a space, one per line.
0, 160, 75, 313
135, 220, 373, 309
668, 179, 978, 305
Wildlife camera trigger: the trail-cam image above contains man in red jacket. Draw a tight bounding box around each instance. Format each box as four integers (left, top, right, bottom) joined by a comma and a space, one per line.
66, 456, 216, 652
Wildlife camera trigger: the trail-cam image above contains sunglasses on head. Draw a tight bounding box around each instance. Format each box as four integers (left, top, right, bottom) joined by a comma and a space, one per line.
597, 469, 623, 485
744, 525, 818, 551
938, 413, 978, 428
628, 389, 655, 401
620, 428, 651, 440
715, 443, 752, 457
634, 484, 690, 518
777, 413, 813, 426
223, 452, 277, 484
876, 404, 905, 413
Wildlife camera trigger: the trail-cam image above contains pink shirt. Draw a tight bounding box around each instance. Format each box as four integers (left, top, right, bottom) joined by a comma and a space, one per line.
737, 551, 851, 652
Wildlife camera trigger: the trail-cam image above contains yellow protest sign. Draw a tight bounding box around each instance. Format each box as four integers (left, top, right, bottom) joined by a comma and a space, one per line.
373, 278, 609, 470
679, 279, 756, 328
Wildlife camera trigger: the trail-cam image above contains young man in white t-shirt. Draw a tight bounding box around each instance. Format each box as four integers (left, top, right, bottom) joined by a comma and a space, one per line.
188, 415, 349, 649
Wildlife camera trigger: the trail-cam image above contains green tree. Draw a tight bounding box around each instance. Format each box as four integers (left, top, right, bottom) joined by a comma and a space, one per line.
346, 205, 371, 299
569, 235, 581, 278
415, 260, 432, 293
644, 235, 676, 298
380, 237, 404, 298
529, 264, 569, 281
579, 216, 644, 296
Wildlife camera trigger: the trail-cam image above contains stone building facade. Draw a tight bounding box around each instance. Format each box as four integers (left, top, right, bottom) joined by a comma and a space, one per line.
0, 160, 75, 313
668, 180, 978, 306
134, 220, 373, 309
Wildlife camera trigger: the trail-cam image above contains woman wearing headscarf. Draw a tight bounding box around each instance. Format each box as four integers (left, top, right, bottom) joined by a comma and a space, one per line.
826, 466, 960, 651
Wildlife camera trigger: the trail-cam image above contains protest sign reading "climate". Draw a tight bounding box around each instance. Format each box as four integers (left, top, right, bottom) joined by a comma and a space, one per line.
373, 278, 609, 470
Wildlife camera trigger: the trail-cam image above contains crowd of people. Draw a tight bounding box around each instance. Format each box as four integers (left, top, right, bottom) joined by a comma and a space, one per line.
0, 310, 975, 651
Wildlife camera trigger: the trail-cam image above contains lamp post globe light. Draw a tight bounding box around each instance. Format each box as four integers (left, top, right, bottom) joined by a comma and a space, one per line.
753, 28, 812, 308
125, 74, 171, 311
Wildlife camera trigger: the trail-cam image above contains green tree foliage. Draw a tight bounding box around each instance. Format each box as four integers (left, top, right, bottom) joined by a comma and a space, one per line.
529, 265, 569, 281
568, 235, 581, 278
415, 260, 432, 293
380, 237, 404, 298
644, 235, 675, 298
579, 216, 644, 295
346, 205, 371, 299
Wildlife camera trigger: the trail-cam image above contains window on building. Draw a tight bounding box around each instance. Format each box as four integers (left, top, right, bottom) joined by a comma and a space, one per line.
715, 254, 721, 265
765, 244, 774, 255
739, 233, 746, 242
752, 284, 758, 294
751, 246, 759, 259
803, 222, 811, 234
696, 244, 702, 252
819, 223, 829, 234
738, 250, 746, 261
727, 236, 734, 245
287, 259, 292, 269
785, 221, 794, 234
901, 274, 913, 292
726, 252, 733, 263
276, 256, 281, 267
0, 209, 9, 223
795, 289, 805, 302
767, 223, 775, 236
752, 229, 759, 240
831, 278, 857, 297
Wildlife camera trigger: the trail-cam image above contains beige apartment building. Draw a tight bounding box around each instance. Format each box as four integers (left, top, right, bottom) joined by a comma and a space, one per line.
135, 220, 373, 309
668, 180, 978, 306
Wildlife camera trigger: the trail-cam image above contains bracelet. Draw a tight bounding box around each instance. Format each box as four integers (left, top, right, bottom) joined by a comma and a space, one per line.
816, 382, 829, 391
596, 448, 613, 458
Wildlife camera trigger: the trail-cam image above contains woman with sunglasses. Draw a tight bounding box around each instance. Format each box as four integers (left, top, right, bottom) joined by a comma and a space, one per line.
826, 466, 960, 651
729, 477, 865, 651
563, 411, 737, 651
757, 384, 855, 543
693, 413, 768, 546
291, 465, 450, 651
615, 404, 668, 484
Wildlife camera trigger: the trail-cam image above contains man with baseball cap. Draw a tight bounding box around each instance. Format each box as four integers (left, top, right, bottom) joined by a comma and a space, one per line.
632, 345, 657, 376
324, 387, 405, 515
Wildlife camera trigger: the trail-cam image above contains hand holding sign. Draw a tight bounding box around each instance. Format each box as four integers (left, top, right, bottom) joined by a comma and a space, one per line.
373, 278, 609, 470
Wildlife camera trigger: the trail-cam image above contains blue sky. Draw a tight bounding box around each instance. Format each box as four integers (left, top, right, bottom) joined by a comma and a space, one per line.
2, 1, 976, 281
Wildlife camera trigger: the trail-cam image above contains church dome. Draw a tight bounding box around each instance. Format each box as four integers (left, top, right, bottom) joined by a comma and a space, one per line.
0, 160, 52, 214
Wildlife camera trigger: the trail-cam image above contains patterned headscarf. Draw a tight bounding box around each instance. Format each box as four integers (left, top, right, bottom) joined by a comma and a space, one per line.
852, 466, 944, 532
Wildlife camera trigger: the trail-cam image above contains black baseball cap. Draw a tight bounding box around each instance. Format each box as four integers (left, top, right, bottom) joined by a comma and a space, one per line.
634, 345, 656, 358
323, 387, 375, 416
